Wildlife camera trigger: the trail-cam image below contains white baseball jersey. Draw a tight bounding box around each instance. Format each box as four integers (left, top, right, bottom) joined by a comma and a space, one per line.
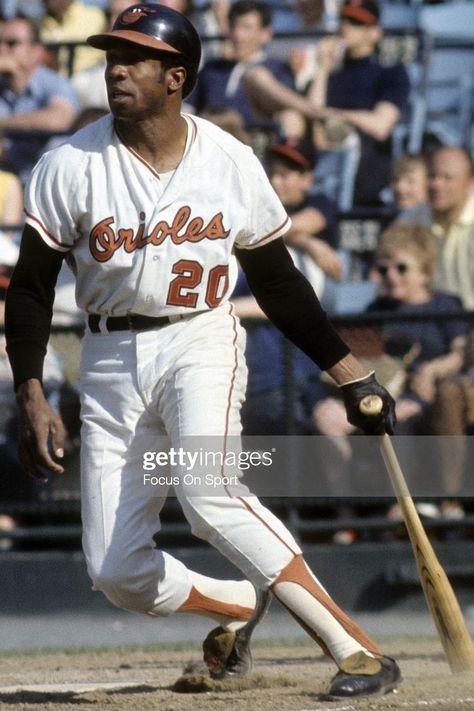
24, 114, 291, 317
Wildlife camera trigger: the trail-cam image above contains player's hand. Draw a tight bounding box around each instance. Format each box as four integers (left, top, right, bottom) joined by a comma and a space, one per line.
340, 372, 396, 435
16, 379, 66, 481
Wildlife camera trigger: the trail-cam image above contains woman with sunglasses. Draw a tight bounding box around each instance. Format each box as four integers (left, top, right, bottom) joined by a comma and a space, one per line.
316, 223, 467, 434
367, 223, 468, 425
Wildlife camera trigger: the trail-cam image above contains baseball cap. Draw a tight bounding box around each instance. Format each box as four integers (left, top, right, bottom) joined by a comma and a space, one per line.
340, 0, 380, 26
266, 139, 317, 172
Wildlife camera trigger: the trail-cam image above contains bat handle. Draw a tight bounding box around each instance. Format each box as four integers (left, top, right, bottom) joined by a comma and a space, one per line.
360, 394, 383, 416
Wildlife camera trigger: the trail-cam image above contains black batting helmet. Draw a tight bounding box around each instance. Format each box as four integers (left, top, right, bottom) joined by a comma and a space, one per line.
87, 3, 201, 97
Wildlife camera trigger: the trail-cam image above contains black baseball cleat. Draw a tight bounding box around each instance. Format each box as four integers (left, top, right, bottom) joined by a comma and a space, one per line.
202, 588, 271, 679
325, 653, 401, 699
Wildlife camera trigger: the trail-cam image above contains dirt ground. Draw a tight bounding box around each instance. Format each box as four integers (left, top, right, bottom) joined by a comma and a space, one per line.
1, 637, 473, 711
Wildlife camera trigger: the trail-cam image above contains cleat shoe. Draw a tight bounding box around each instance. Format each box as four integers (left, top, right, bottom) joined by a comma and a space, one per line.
203, 588, 271, 679
326, 654, 401, 699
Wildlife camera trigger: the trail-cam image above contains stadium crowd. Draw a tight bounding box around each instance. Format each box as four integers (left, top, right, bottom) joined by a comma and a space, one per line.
1, 0, 474, 546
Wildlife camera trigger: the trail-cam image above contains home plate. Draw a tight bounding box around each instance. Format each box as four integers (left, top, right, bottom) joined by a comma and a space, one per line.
0, 681, 147, 694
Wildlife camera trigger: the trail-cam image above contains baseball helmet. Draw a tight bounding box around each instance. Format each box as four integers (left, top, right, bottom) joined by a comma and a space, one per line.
87, 3, 201, 97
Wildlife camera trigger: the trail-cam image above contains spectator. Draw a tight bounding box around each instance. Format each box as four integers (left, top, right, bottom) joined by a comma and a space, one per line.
0, 167, 23, 237
289, 0, 327, 91
315, 223, 468, 432
430, 359, 474, 521
0, 15, 79, 182
156, 0, 221, 61
231, 139, 341, 435
188, 0, 299, 129
266, 138, 343, 285
71, 0, 132, 109
39, 0, 107, 76
312, 223, 468, 530
194, 0, 233, 59
390, 153, 429, 211
294, 0, 326, 29
307, 0, 410, 205
398, 146, 474, 309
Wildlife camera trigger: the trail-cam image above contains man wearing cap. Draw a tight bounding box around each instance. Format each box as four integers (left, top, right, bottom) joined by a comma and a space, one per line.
266, 139, 342, 281
307, 0, 410, 205
5, 3, 401, 699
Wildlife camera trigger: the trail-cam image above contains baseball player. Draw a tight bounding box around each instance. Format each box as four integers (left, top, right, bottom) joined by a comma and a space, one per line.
5, 4, 401, 699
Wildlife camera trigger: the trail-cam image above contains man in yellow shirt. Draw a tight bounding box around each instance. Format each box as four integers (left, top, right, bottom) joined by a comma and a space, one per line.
40, 0, 107, 76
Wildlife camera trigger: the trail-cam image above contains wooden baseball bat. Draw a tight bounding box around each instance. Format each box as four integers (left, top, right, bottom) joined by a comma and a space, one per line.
360, 394, 474, 673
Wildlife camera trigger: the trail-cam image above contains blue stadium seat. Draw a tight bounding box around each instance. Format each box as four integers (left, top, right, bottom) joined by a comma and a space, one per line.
380, 3, 420, 31
419, 2, 474, 39
270, 2, 300, 33
414, 41, 474, 150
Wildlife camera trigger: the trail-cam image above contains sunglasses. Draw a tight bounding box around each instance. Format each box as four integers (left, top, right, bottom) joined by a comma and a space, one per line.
376, 263, 410, 277
0, 38, 26, 48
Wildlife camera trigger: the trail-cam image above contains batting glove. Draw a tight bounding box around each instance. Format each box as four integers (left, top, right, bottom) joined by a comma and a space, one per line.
340, 372, 396, 435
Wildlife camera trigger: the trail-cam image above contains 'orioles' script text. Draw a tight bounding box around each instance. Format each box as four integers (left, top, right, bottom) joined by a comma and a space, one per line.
89, 207, 230, 262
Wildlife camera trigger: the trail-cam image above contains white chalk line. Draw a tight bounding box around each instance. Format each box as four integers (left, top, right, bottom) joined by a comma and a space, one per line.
0, 681, 145, 694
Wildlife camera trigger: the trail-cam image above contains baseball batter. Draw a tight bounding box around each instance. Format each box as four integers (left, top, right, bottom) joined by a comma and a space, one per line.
6, 4, 401, 699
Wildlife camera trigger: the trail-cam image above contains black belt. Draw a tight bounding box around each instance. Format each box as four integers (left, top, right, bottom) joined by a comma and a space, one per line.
88, 313, 173, 333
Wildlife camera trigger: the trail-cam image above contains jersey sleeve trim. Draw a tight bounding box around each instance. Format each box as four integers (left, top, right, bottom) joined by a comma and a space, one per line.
237, 215, 291, 250
24, 209, 70, 253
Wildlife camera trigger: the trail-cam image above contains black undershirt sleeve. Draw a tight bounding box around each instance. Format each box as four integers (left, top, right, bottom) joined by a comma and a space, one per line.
235, 237, 350, 371
5, 225, 65, 390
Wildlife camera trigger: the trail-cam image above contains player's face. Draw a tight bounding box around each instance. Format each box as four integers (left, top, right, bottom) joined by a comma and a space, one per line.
269, 161, 312, 207
105, 45, 170, 120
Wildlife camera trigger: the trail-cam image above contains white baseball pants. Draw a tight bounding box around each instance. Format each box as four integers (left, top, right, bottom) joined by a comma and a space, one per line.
79, 304, 301, 616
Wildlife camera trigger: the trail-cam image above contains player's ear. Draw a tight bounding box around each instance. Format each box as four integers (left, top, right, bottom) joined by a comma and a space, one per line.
167, 66, 186, 94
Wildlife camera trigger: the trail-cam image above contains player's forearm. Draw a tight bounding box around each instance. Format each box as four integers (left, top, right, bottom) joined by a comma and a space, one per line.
16, 378, 47, 404
326, 353, 371, 386
5, 225, 64, 390
5, 282, 52, 390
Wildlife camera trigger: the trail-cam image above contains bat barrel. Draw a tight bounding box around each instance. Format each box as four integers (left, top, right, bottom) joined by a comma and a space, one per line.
359, 393, 474, 673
